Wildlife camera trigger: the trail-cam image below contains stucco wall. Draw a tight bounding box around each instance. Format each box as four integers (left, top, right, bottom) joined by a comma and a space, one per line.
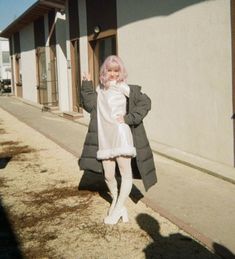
77, 0, 91, 123
117, 0, 234, 166
20, 24, 37, 102
55, 12, 70, 111
10, 35, 17, 95
78, 0, 89, 76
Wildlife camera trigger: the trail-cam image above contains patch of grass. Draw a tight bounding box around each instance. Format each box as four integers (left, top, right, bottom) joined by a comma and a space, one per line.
24, 186, 91, 205
0, 145, 36, 160
23, 246, 52, 259
12, 187, 93, 229
5, 187, 95, 258
0, 141, 20, 146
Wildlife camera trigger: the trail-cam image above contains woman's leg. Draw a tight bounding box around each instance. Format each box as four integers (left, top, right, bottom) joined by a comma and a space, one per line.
102, 159, 118, 215
115, 156, 133, 210
104, 156, 132, 224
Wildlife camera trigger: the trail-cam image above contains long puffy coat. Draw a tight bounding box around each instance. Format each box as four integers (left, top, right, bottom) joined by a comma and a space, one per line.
78, 80, 157, 191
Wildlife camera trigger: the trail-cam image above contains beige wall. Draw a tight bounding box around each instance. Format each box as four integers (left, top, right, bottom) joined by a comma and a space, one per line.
10, 35, 16, 95
77, 0, 90, 124
117, 0, 234, 166
55, 12, 70, 111
78, 0, 89, 77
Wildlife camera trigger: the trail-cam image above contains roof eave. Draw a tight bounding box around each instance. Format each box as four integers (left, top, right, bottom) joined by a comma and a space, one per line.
0, 0, 65, 38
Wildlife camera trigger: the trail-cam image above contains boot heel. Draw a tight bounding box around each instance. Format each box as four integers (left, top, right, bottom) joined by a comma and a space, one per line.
104, 207, 129, 225
122, 208, 129, 223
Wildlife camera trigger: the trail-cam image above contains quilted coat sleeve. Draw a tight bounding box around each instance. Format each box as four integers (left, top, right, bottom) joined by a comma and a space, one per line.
81, 80, 96, 113
124, 86, 151, 126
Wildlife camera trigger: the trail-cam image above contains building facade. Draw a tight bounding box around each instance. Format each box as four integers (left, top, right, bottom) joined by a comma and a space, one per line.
0, 36, 11, 82
1, 0, 235, 174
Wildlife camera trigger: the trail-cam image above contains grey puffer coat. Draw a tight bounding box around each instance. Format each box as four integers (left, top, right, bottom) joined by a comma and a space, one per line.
78, 80, 157, 191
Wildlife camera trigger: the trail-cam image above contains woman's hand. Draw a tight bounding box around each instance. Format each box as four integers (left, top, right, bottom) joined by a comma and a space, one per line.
116, 115, 124, 123
82, 72, 91, 81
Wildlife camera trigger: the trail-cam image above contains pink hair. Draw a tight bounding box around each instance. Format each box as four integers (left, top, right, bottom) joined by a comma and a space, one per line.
99, 55, 128, 85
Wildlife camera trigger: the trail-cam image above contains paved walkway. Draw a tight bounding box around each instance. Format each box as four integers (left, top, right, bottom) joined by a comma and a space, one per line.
1, 95, 235, 259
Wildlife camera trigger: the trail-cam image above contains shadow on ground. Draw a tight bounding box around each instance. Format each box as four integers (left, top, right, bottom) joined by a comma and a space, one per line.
136, 213, 235, 259
78, 170, 144, 206
0, 196, 23, 259
0, 157, 12, 169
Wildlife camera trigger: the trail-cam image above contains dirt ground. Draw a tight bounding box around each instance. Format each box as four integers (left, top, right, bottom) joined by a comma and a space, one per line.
0, 108, 220, 259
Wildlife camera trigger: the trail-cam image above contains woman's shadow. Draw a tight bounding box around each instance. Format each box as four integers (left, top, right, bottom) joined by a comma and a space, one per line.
136, 213, 235, 259
78, 170, 144, 204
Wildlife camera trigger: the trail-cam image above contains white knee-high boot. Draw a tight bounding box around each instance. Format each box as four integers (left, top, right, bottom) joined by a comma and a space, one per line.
115, 176, 132, 210
105, 177, 118, 215
104, 157, 133, 225
102, 159, 118, 216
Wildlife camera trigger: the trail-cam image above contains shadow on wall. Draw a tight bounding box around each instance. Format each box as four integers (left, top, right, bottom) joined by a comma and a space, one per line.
136, 213, 235, 259
80, 0, 208, 37
20, 17, 67, 62
0, 196, 23, 258
56, 17, 67, 59
118, 0, 207, 24
17, 1, 208, 54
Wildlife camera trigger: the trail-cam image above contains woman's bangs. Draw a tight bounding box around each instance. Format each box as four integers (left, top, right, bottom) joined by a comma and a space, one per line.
106, 62, 120, 71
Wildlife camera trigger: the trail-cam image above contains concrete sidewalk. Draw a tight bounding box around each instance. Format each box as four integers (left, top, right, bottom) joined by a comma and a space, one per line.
1, 95, 235, 259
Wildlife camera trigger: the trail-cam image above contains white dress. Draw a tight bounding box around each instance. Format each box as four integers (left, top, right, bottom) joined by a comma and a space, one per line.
96, 81, 136, 160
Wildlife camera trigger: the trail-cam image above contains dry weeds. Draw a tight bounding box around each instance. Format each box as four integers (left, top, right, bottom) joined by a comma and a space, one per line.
0, 108, 219, 259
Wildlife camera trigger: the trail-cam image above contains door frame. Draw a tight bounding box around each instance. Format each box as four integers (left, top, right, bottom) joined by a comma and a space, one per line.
70, 38, 81, 112
15, 53, 22, 98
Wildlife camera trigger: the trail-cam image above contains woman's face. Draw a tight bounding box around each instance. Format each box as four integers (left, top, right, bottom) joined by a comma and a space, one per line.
107, 63, 120, 81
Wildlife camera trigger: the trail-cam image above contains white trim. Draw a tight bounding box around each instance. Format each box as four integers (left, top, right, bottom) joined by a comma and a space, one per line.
97, 146, 136, 160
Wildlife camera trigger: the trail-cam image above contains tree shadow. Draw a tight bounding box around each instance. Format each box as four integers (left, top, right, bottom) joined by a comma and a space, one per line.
136, 213, 234, 259
77, 170, 144, 205
0, 196, 23, 258
0, 156, 12, 169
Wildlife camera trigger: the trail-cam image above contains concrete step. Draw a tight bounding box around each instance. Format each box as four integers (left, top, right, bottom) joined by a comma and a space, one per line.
48, 105, 59, 111
63, 111, 83, 120
42, 105, 59, 111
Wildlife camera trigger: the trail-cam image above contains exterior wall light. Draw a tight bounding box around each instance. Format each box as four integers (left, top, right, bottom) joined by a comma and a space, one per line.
94, 26, 101, 35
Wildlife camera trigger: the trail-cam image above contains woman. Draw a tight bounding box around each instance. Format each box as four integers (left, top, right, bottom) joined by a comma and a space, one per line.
79, 55, 157, 225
